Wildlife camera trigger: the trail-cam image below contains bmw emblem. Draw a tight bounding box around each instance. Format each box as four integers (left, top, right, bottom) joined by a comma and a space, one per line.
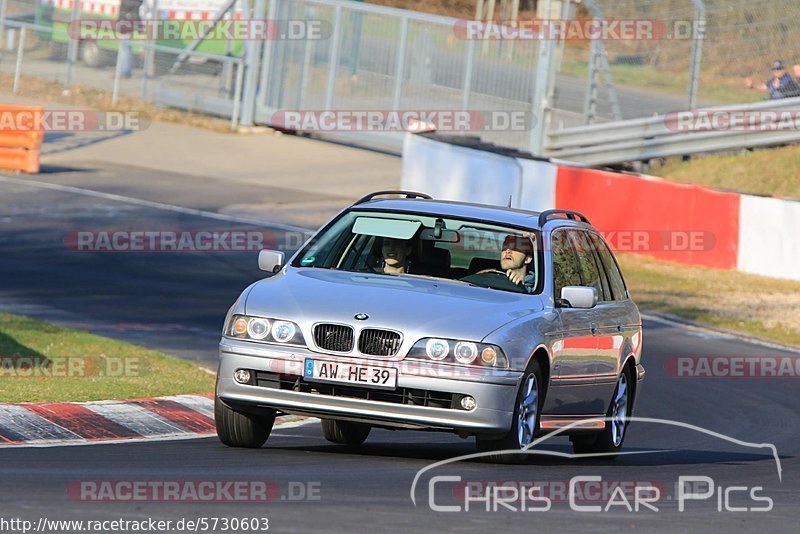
354, 313, 369, 321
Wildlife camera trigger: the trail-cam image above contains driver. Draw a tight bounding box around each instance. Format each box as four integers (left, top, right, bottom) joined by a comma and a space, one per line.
380, 237, 413, 274
477, 234, 536, 293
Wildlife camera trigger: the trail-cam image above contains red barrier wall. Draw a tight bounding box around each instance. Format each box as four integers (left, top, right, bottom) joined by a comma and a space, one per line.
555, 166, 741, 269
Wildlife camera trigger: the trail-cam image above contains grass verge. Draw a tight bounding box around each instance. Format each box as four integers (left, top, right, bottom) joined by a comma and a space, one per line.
0, 313, 214, 403
618, 254, 800, 347
652, 144, 800, 200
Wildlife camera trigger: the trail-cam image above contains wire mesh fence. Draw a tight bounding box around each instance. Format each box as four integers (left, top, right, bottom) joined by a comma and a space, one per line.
1, 0, 246, 129
555, 0, 800, 125
255, 0, 543, 151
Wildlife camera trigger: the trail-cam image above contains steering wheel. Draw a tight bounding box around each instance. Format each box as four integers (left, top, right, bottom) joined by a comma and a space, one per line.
460, 270, 529, 294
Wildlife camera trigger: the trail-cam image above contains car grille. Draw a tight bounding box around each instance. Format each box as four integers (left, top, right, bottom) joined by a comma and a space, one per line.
358, 329, 402, 357
313, 324, 354, 352
252, 371, 458, 409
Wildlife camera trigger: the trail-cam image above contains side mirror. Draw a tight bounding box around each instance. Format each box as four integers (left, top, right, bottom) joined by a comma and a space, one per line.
559, 286, 598, 309
258, 250, 285, 273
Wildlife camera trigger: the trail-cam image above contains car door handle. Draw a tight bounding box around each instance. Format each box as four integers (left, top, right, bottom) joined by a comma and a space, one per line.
615, 321, 622, 332
590, 322, 597, 334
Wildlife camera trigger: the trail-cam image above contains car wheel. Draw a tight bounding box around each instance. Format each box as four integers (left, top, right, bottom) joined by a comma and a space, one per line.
214, 395, 275, 448
82, 41, 113, 68
476, 359, 543, 464
571, 368, 632, 459
320, 419, 371, 446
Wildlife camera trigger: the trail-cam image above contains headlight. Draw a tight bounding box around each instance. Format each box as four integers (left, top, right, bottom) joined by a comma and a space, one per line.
408, 338, 509, 369
226, 315, 305, 346
272, 321, 296, 343
454, 342, 478, 364
247, 318, 270, 340
426, 338, 450, 360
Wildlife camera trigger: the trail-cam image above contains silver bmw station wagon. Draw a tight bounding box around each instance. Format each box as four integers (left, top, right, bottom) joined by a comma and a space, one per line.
215, 191, 644, 462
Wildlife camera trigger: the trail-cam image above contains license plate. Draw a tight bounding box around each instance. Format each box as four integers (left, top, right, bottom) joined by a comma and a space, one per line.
303, 359, 397, 389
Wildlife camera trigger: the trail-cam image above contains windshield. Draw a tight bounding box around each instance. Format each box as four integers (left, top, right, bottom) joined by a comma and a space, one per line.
291, 210, 541, 294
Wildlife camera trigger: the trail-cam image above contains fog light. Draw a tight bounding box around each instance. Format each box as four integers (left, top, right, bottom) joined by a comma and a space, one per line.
234, 369, 251, 384
460, 395, 477, 411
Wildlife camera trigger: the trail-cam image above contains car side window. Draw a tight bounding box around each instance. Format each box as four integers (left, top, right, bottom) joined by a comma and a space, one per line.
550, 229, 582, 298
568, 230, 606, 300
579, 231, 612, 301
590, 232, 628, 300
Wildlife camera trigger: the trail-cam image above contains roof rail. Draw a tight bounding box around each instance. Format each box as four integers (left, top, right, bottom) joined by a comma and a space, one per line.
537, 209, 591, 227
353, 190, 433, 205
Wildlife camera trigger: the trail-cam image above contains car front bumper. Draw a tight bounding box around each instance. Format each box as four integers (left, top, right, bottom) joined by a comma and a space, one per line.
217, 338, 521, 434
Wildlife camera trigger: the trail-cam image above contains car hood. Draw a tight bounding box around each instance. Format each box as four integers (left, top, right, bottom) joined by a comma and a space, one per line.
245, 268, 543, 341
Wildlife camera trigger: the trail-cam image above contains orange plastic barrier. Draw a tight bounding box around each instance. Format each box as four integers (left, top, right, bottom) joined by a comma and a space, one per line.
0, 105, 45, 173
555, 166, 741, 270
0, 147, 40, 174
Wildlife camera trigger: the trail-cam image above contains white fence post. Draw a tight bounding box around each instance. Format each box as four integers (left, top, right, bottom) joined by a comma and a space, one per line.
240, 0, 266, 126
391, 16, 408, 111
324, 5, 343, 111
688, 0, 706, 110
13, 26, 24, 94
65, 0, 81, 88
462, 37, 475, 110
528, 0, 556, 156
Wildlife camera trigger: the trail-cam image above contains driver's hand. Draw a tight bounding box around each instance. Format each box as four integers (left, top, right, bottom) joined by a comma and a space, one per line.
506, 270, 524, 285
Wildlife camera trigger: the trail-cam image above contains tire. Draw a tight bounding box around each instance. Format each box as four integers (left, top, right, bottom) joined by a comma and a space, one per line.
571, 367, 633, 459
476, 359, 543, 464
214, 395, 275, 448
81, 41, 114, 68
320, 419, 371, 446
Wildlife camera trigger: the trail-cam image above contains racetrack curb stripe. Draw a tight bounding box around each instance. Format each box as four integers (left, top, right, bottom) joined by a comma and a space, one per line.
131, 399, 215, 434
0, 394, 251, 447
0, 404, 83, 442
26, 403, 143, 440
86, 402, 194, 436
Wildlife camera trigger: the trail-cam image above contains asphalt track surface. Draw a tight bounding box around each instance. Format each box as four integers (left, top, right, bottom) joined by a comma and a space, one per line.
1, 166, 799, 532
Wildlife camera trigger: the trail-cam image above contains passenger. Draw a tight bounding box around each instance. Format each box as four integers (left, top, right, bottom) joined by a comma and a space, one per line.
380, 237, 413, 274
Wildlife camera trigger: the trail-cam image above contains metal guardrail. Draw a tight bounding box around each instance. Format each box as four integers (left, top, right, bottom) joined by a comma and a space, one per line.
543, 97, 800, 165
